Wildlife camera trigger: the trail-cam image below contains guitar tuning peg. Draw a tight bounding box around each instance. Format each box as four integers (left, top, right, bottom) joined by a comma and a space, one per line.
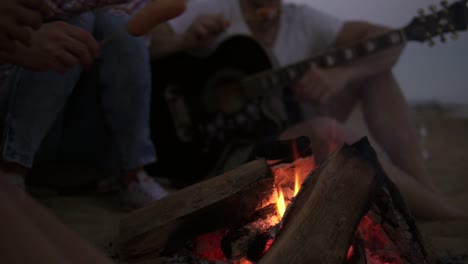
449, 24, 459, 40
436, 27, 446, 43
425, 32, 436, 47
418, 8, 426, 19
441, 0, 449, 15
440, 35, 446, 43
430, 4, 438, 16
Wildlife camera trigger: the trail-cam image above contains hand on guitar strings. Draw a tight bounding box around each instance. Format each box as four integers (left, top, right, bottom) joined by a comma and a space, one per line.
182, 14, 231, 50
292, 66, 350, 105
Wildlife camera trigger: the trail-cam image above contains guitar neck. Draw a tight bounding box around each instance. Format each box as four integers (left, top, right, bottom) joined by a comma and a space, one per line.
241, 28, 407, 98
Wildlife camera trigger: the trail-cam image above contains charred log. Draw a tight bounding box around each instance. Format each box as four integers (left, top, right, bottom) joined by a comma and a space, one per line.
220, 204, 279, 262
259, 137, 431, 264
119, 159, 275, 263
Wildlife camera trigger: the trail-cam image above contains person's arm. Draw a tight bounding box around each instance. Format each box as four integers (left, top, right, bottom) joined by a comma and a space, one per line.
0, 0, 51, 51
293, 21, 406, 105
149, 23, 187, 59
1, 21, 99, 73
149, 14, 230, 59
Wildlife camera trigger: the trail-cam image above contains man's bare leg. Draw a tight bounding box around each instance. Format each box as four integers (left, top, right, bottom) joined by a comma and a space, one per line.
279, 117, 467, 221
314, 71, 434, 190
357, 72, 434, 190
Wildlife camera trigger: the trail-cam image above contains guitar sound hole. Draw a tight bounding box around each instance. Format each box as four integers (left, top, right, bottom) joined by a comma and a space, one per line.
203, 70, 247, 115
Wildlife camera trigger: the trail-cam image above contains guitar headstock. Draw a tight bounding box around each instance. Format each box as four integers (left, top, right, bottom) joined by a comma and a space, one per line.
404, 0, 468, 46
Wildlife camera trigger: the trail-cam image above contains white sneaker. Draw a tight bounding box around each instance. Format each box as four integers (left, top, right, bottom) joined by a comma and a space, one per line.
120, 170, 169, 209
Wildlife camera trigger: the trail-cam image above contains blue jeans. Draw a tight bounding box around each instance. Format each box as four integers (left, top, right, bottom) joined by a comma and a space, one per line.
0, 9, 156, 170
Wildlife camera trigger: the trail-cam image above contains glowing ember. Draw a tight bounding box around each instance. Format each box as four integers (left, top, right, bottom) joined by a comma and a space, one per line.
357, 216, 404, 263
347, 245, 355, 260
234, 258, 254, 264
192, 230, 228, 262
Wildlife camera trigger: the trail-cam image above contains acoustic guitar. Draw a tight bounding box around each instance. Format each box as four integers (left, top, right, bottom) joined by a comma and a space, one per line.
147, 0, 468, 186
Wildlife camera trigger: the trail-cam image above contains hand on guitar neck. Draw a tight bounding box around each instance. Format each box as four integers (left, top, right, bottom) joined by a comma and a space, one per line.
293, 66, 351, 106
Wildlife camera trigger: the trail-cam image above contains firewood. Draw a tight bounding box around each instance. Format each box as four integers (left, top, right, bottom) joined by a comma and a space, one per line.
120, 137, 431, 264
119, 159, 275, 262
357, 182, 432, 264
260, 137, 431, 264
259, 138, 387, 264
220, 203, 279, 262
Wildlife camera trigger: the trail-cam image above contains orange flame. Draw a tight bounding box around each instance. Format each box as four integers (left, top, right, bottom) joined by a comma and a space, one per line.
294, 172, 300, 196
292, 140, 301, 197
276, 188, 286, 218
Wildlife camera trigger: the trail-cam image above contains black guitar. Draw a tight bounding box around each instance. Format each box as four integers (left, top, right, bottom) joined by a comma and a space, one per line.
147, 0, 468, 186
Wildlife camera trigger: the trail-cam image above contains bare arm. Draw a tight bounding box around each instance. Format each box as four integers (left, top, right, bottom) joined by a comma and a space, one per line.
149, 14, 230, 59
149, 23, 187, 59
0, 21, 99, 73
294, 21, 406, 105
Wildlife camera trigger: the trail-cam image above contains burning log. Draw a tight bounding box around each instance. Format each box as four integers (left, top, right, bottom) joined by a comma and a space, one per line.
353, 181, 431, 264
220, 204, 280, 262
119, 159, 275, 263
259, 138, 431, 264
259, 137, 386, 264
119, 137, 431, 264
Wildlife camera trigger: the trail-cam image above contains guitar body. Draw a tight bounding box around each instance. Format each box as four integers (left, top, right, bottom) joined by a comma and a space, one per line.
147, 35, 290, 186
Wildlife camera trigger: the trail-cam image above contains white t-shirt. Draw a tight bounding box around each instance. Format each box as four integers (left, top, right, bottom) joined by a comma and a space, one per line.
167, 0, 344, 67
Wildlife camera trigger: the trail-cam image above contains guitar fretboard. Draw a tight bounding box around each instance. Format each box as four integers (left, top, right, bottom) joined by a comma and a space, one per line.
240, 29, 406, 98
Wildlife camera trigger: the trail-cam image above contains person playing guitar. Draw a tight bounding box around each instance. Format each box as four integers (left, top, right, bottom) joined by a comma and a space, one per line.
147, 0, 468, 221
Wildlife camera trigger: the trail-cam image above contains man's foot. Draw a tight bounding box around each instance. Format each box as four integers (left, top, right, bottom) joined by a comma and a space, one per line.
120, 170, 169, 209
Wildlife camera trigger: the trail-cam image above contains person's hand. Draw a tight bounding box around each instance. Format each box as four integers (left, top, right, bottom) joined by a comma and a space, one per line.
182, 14, 230, 50
1, 21, 100, 73
292, 67, 351, 105
0, 0, 51, 51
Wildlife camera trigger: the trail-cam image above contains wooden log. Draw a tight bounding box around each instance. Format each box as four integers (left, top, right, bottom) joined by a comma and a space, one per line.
220, 203, 279, 262
119, 159, 275, 262
259, 138, 387, 264
356, 180, 432, 264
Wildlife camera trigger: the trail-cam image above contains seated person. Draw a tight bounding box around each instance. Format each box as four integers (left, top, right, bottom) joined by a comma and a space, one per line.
0, 0, 167, 209
148, 0, 467, 220
0, 1, 129, 263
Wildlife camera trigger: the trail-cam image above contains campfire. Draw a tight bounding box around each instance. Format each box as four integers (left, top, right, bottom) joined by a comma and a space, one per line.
118, 137, 431, 264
